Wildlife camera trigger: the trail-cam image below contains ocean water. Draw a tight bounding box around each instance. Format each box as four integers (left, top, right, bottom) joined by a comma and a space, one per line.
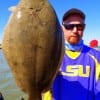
0, 49, 26, 100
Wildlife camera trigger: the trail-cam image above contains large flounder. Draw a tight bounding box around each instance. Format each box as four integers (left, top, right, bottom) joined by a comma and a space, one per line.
2, 0, 64, 100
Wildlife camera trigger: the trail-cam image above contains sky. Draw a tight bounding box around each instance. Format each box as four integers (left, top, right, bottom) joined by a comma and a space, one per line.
0, 0, 100, 45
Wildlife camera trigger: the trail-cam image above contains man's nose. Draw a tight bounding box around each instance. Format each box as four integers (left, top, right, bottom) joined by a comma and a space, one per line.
72, 27, 78, 32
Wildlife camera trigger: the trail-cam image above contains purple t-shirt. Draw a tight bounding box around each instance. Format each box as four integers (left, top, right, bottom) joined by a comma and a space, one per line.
52, 45, 100, 100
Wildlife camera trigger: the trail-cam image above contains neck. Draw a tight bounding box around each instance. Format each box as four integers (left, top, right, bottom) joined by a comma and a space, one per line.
65, 40, 84, 51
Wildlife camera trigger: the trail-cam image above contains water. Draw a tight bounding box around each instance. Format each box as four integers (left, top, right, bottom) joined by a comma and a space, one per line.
0, 49, 26, 100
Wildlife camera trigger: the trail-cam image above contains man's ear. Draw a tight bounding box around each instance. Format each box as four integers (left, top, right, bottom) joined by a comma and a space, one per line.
61, 25, 66, 33
61, 25, 64, 31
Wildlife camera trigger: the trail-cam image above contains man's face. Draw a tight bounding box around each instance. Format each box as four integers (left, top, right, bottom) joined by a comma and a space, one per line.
62, 15, 85, 45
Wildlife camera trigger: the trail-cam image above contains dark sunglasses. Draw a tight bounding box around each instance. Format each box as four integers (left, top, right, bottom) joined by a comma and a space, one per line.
63, 23, 85, 31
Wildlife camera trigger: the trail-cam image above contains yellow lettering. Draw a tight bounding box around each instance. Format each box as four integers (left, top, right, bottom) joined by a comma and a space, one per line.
79, 66, 90, 77
66, 65, 79, 76
65, 65, 90, 77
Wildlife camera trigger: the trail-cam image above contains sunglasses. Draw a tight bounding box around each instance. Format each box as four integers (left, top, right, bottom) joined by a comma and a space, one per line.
63, 23, 85, 31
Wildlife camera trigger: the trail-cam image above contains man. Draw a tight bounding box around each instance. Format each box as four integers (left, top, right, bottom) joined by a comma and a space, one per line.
43, 8, 100, 100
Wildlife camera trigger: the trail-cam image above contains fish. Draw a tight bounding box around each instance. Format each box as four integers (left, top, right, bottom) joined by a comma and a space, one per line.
2, 0, 64, 100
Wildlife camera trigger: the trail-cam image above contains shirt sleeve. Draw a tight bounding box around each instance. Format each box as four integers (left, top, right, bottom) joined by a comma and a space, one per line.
95, 58, 100, 100
95, 78, 100, 100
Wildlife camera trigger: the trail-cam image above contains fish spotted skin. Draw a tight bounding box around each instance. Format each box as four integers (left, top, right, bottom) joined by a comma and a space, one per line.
2, 0, 64, 99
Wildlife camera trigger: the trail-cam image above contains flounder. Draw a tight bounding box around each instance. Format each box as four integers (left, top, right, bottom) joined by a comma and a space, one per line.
2, 0, 64, 100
